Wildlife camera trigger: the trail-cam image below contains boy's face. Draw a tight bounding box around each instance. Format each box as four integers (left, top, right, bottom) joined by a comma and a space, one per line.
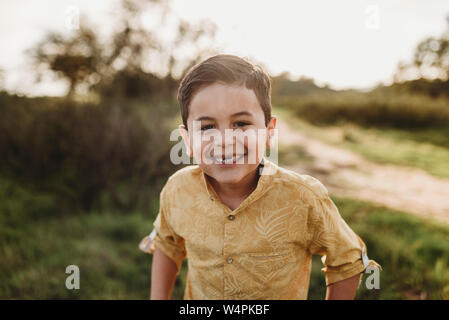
179, 82, 276, 185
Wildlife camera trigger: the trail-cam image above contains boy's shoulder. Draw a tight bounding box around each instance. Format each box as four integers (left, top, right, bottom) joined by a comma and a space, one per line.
161, 161, 329, 200
162, 164, 203, 194
273, 164, 329, 200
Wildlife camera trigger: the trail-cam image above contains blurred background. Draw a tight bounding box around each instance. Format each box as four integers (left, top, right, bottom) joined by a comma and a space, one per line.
1, 0, 449, 299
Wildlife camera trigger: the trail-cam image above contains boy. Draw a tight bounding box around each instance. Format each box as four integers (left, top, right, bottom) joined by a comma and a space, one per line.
139, 54, 381, 300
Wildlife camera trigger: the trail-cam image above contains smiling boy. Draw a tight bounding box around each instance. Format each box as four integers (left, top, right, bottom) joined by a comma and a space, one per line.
139, 54, 381, 300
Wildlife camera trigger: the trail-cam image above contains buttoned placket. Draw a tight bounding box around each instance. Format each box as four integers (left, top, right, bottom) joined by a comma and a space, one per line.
206, 188, 239, 300
200, 158, 272, 299
223, 200, 238, 300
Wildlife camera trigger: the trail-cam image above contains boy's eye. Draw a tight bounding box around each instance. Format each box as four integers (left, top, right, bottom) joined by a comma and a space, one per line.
201, 124, 214, 131
235, 122, 249, 127
200, 122, 249, 131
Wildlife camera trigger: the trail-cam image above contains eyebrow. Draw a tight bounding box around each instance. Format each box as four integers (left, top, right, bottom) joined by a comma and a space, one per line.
194, 111, 254, 121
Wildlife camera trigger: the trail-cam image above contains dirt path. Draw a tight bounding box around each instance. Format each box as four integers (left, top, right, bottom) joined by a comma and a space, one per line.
276, 117, 449, 224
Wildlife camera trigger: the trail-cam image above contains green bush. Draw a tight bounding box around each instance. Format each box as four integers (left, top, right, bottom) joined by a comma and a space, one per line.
276, 91, 449, 129
0, 92, 179, 212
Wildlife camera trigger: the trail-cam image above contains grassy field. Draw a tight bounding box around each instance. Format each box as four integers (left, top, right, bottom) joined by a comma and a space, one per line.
274, 107, 449, 178
0, 178, 152, 299
2, 176, 448, 299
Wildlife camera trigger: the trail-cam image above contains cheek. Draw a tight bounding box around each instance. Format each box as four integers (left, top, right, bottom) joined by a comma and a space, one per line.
235, 129, 256, 152
193, 141, 211, 160
194, 140, 224, 165
243, 128, 267, 153
189, 131, 210, 158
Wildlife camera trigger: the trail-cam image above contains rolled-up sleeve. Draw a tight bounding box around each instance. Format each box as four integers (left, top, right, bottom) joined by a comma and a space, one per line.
307, 195, 382, 286
138, 185, 187, 273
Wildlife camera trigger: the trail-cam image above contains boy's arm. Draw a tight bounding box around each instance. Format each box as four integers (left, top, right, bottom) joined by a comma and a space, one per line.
150, 247, 178, 300
141, 184, 187, 300
303, 182, 381, 299
325, 273, 362, 300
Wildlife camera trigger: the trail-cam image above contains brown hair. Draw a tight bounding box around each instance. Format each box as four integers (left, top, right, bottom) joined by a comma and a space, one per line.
177, 54, 272, 130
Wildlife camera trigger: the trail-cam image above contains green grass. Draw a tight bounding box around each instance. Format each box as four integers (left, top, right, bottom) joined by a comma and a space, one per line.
274, 107, 449, 178
322, 196, 449, 300
0, 177, 163, 299
2, 177, 449, 299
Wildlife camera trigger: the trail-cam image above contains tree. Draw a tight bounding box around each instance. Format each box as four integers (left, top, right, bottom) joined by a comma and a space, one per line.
28, 0, 217, 98
395, 15, 449, 82
29, 24, 102, 97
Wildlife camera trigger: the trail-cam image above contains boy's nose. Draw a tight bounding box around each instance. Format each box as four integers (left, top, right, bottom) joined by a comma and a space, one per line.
212, 139, 234, 155
212, 129, 235, 145
210, 129, 236, 154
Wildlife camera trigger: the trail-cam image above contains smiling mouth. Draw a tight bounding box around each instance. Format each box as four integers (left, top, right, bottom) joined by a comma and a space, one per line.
210, 153, 247, 165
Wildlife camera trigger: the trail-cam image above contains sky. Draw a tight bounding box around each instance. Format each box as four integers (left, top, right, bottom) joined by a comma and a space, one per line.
0, 0, 448, 96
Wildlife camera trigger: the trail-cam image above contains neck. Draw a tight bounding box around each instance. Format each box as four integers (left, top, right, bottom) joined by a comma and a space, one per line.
207, 167, 260, 201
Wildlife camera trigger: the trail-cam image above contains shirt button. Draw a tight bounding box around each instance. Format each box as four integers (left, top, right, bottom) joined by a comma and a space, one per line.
228, 215, 235, 221
227, 257, 233, 264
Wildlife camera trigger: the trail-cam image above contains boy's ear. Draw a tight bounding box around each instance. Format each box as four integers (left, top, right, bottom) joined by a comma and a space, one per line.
178, 124, 193, 157
266, 115, 277, 148
269, 115, 277, 129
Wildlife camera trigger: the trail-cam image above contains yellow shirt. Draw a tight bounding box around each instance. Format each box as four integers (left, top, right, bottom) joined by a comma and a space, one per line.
139, 157, 381, 300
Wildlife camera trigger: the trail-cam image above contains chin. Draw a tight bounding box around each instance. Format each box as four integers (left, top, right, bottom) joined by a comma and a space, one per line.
203, 165, 253, 185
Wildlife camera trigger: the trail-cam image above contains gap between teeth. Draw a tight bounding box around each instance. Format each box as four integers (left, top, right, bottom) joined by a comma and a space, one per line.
213, 154, 244, 163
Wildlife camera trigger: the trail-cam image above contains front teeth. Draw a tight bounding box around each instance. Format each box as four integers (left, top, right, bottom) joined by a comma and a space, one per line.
213, 156, 234, 164
212, 154, 245, 164
223, 155, 233, 164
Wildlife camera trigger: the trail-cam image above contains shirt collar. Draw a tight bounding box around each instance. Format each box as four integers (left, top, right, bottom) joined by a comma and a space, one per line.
200, 156, 277, 207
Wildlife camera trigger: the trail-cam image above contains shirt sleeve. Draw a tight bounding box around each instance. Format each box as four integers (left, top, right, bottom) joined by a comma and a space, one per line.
138, 185, 187, 273
307, 194, 382, 286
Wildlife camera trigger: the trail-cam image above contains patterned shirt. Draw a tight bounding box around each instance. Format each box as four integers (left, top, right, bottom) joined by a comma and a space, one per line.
139, 157, 381, 299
